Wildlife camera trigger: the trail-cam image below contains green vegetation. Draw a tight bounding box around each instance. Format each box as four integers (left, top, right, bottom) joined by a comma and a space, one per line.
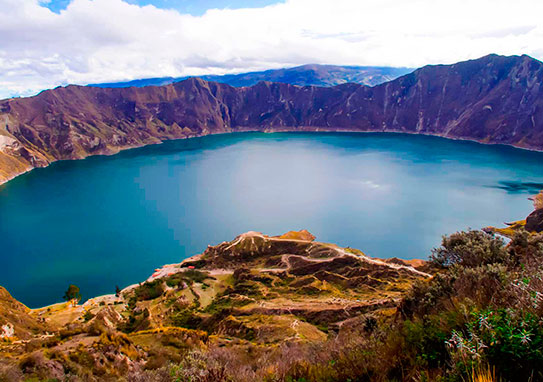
132, 229, 543, 382
165, 269, 212, 288
269, 229, 543, 382
83, 310, 95, 322
3, 227, 543, 381
134, 280, 165, 301
63, 284, 81, 306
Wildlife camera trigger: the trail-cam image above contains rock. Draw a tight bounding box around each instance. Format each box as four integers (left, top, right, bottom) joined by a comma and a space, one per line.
529, 191, 543, 210
87, 306, 125, 331
526, 208, 543, 233
276, 230, 316, 241
0, 135, 16, 151
0, 323, 14, 338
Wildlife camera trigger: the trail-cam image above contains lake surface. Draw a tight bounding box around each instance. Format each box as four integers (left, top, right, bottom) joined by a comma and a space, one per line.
2, 132, 543, 308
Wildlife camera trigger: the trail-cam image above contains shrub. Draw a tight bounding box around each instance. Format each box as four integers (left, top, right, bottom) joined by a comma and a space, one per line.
171, 308, 203, 330
452, 264, 510, 307
165, 270, 212, 288
83, 310, 95, 322
169, 351, 230, 382
400, 274, 455, 317
447, 309, 543, 381
134, 280, 165, 301
508, 231, 543, 267
431, 231, 508, 268
119, 308, 151, 333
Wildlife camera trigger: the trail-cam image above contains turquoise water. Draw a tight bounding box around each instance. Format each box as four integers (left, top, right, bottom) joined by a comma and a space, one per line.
2, 132, 543, 308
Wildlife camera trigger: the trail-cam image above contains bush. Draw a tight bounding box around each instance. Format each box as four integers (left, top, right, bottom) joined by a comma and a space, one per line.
171, 308, 203, 330
447, 309, 543, 381
134, 280, 165, 301
169, 351, 230, 382
431, 231, 508, 268
83, 310, 95, 322
400, 274, 455, 317
165, 270, 212, 289
119, 308, 151, 333
508, 231, 543, 267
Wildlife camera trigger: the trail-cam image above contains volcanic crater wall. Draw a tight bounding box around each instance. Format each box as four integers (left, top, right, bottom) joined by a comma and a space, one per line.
1, 54, 542, 184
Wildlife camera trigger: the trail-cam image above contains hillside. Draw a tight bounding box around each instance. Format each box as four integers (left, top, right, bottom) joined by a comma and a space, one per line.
1, 194, 543, 381
0, 287, 48, 341
89, 64, 413, 89
1, 54, 543, 184
0, 230, 430, 381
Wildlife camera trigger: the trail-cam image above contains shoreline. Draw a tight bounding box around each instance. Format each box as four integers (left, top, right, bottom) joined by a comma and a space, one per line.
30, 253, 206, 311
27, 239, 426, 311
2, 127, 543, 188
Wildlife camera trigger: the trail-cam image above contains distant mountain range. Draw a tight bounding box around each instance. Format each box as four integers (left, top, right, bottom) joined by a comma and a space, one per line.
89, 64, 413, 88
1, 54, 542, 184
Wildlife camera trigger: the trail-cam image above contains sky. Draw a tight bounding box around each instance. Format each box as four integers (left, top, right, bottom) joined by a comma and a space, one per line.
42, 0, 283, 16
1, 0, 543, 99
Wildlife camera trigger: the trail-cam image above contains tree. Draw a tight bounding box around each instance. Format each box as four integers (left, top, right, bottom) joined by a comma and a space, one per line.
115, 285, 121, 297
63, 284, 81, 307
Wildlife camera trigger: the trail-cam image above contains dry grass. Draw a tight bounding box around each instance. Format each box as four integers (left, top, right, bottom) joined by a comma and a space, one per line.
487, 219, 526, 238
470, 365, 499, 382
132, 326, 208, 338
530, 191, 543, 210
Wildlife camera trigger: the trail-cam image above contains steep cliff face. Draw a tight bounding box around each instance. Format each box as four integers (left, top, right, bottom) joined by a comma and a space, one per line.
1, 54, 542, 184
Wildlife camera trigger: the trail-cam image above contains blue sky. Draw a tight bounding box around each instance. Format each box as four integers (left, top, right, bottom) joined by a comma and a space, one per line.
42, 0, 283, 15
2, 0, 542, 99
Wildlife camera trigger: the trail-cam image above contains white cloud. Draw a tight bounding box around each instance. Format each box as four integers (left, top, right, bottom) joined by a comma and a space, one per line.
1, 0, 543, 99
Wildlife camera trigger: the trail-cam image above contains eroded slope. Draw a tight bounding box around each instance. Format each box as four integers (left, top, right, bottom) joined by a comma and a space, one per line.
0, 231, 429, 380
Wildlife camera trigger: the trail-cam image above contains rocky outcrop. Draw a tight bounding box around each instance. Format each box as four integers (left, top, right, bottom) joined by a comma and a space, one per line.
1, 54, 543, 184
526, 209, 543, 233
166, 230, 431, 331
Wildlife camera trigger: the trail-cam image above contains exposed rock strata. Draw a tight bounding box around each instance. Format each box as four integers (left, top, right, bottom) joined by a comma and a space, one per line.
526, 209, 543, 233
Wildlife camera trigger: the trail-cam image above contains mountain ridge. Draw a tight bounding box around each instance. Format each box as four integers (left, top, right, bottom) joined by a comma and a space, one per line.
87, 64, 413, 89
1, 54, 543, 185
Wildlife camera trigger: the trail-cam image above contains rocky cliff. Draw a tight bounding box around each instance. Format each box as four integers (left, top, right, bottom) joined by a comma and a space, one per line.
1, 54, 542, 184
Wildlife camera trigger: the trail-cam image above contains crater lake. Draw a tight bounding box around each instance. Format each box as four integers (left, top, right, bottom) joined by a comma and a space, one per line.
2, 132, 543, 307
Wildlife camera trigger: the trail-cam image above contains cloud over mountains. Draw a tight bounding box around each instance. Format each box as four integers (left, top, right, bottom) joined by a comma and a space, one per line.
1, 0, 543, 99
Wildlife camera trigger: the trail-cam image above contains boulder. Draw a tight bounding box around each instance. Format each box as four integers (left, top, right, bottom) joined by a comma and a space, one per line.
526, 208, 543, 233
